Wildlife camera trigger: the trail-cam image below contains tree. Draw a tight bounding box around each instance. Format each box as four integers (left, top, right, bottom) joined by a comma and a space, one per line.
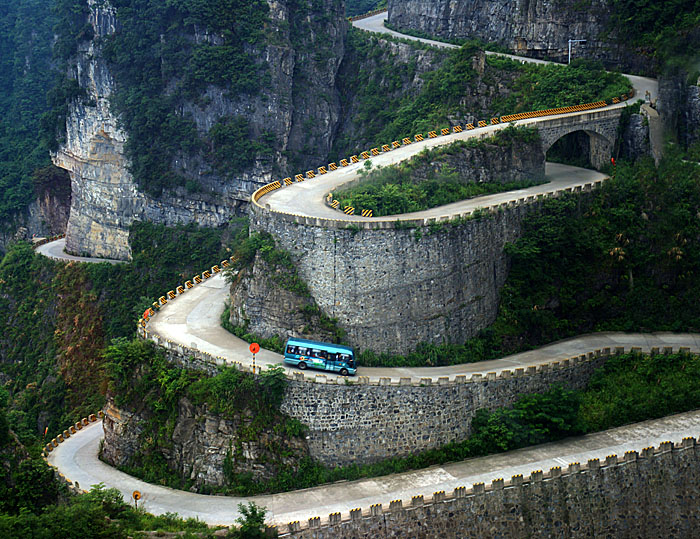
227, 502, 273, 538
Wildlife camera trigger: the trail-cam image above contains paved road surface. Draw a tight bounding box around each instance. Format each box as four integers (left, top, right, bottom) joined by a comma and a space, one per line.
46, 11, 680, 531
259, 14, 657, 221
354, 13, 657, 103
259, 161, 604, 221
149, 272, 700, 383
35, 238, 124, 264
48, 411, 700, 526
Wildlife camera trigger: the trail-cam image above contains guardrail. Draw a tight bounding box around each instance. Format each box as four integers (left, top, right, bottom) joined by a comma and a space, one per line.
252, 91, 634, 218
31, 233, 66, 248
43, 411, 105, 494
257, 177, 606, 232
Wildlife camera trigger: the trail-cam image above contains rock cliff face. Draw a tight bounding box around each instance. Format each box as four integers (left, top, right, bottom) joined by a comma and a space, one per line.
244, 138, 545, 354
0, 167, 71, 252
395, 137, 546, 186
229, 253, 342, 343
54, 0, 346, 260
621, 114, 650, 161
387, 0, 652, 73
332, 31, 451, 155
657, 72, 700, 149
102, 398, 308, 489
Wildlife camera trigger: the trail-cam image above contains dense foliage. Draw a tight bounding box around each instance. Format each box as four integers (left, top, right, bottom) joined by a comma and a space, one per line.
486, 57, 632, 114
198, 351, 700, 494
96, 0, 270, 195
0, 221, 279, 534
607, 0, 700, 57
105, 338, 305, 495
336, 127, 545, 216
0, 0, 61, 221
0, 222, 228, 449
0, 484, 215, 537
334, 29, 631, 160
223, 226, 346, 348
346, 0, 386, 17
332, 28, 451, 158
360, 150, 700, 367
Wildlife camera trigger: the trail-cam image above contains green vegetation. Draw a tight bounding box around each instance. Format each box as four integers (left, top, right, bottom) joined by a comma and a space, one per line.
361, 149, 700, 367
346, 0, 386, 17
0, 483, 217, 537
335, 29, 631, 160
486, 57, 632, 114
223, 226, 346, 347
0, 219, 284, 534
607, 0, 700, 60
94, 0, 270, 195
105, 338, 305, 496
0, 221, 229, 449
221, 305, 285, 355
229, 228, 310, 298
206, 351, 700, 494
335, 127, 546, 216
0, 0, 63, 221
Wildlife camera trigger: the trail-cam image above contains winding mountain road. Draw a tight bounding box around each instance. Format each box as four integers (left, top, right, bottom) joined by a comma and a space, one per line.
42, 11, 684, 531
257, 12, 656, 221
48, 409, 700, 527
35, 238, 124, 264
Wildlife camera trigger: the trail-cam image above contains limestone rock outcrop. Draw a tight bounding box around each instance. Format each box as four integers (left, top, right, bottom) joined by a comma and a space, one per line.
387, 0, 653, 73
102, 398, 308, 489
53, 0, 346, 260
229, 252, 342, 344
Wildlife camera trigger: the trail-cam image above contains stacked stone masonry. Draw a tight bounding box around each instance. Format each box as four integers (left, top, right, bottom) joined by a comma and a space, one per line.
249, 182, 602, 355
274, 439, 700, 538
141, 329, 682, 467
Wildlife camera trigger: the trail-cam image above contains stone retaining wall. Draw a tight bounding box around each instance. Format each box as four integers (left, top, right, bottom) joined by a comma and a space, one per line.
275, 437, 700, 538
143, 328, 688, 466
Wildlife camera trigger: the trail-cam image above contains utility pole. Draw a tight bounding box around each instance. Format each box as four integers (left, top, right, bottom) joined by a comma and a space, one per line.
568, 39, 586, 64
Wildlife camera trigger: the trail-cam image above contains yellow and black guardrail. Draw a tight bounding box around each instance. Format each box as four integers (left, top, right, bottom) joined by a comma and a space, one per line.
251, 90, 635, 219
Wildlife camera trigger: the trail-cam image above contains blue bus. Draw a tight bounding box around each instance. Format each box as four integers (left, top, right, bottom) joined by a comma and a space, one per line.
283, 337, 357, 376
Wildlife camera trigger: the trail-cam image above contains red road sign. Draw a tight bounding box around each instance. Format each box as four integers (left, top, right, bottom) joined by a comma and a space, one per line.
249, 343, 260, 354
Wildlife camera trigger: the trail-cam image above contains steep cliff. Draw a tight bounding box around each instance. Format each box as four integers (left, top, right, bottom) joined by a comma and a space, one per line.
101, 340, 309, 492
54, 0, 346, 260
103, 398, 308, 490
228, 251, 345, 344
657, 72, 700, 149
0, 166, 71, 253
387, 0, 653, 73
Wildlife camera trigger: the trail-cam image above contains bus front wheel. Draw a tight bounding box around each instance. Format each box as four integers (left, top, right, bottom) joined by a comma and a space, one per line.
340, 368, 348, 376
298, 362, 307, 370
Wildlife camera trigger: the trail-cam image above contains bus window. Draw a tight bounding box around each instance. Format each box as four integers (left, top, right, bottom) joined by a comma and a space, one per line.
283, 339, 356, 376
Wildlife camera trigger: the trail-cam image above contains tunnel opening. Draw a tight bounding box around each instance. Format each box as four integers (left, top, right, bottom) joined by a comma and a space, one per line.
546, 131, 594, 169
545, 128, 614, 171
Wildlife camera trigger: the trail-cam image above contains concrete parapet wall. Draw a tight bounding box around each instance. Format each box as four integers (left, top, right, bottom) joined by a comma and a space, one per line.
275, 438, 700, 538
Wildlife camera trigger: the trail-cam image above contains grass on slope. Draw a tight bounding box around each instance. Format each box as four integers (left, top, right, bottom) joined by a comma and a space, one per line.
359, 148, 700, 368
334, 127, 545, 216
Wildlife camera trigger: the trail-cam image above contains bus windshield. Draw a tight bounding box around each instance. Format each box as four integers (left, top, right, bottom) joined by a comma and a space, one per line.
283, 338, 356, 376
